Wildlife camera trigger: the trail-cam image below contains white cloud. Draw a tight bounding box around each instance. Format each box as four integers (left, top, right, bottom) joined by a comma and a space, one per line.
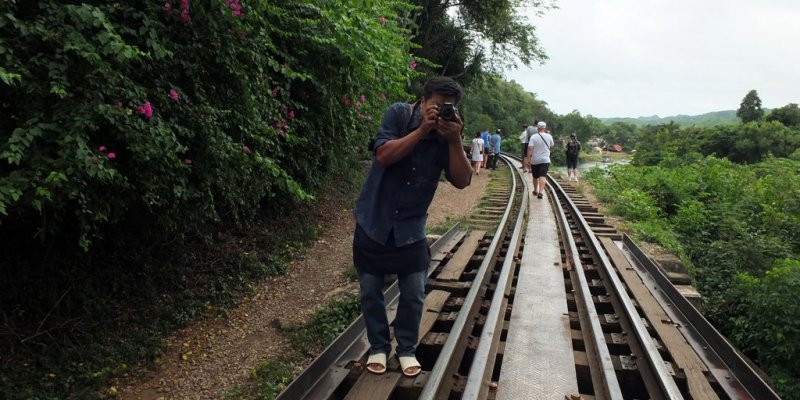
508, 0, 800, 117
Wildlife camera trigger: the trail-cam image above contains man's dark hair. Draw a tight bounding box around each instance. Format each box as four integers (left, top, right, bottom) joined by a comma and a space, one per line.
422, 77, 464, 104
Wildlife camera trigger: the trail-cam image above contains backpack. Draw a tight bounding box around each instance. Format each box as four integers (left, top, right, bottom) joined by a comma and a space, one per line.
567, 141, 580, 156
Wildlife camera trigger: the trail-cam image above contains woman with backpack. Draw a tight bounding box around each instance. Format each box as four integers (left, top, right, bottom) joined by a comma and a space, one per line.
566, 133, 581, 182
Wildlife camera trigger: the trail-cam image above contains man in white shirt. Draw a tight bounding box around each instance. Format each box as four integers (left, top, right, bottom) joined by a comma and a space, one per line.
526, 121, 554, 199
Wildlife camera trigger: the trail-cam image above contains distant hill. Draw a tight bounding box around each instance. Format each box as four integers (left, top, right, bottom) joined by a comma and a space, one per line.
601, 110, 740, 127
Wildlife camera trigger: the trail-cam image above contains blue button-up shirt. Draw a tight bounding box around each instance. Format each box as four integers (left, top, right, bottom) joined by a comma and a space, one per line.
354, 102, 458, 247
491, 133, 501, 153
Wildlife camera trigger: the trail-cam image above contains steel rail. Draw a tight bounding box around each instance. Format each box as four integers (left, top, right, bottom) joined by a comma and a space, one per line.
462, 156, 528, 399
419, 156, 520, 400
548, 176, 685, 399
547, 176, 624, 400
623, 235, 781, 400
275, 225, 463, 400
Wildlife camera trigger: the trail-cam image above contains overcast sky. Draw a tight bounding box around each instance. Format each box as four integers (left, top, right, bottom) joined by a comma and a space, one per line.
505, 0, 800, 118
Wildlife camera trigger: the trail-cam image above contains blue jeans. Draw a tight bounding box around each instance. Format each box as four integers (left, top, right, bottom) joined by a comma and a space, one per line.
358, 269, 427, 357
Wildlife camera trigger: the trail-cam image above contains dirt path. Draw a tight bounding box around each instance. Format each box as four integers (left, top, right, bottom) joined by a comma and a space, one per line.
118, 171, 491, 399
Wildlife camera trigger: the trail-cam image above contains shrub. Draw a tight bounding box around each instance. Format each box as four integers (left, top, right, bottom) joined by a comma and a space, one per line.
731, 259, 800, 397
611, 188, 660, 221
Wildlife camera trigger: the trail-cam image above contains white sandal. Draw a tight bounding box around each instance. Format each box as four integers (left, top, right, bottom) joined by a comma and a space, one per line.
366, 353, 387, 375
398, 356, 421, 377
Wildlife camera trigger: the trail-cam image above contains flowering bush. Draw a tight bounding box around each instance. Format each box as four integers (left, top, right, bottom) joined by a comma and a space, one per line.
0, 0, 419, 250
1, 0, 421, 396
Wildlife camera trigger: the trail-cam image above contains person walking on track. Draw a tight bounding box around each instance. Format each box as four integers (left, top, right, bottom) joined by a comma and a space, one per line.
527, 120, 554, 199
489, 129, 502, 169
481, 128, 491, 169
566, 133, 581, 182
471, 131, 485, 175
353, 77, 472, 378
519, 125, 529, 171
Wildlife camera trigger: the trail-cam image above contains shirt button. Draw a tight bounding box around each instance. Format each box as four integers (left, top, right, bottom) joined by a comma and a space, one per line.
395, 210, 399, 214
412, 167, 416, 171
406, 181, 410, 185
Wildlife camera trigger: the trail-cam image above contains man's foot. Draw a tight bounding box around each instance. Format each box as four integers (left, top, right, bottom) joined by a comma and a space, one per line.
537, 192, 543, 199
366, 353, 387, 375
399, 356, 422, 377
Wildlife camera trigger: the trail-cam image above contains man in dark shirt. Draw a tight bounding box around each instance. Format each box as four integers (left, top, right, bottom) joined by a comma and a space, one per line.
353, 77, 472, 377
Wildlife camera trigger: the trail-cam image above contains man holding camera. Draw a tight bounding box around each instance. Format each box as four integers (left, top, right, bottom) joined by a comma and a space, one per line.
353, 77, 472, 377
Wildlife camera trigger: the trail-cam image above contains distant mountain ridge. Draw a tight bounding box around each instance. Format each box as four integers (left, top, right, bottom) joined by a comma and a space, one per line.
600, 110, 740, 127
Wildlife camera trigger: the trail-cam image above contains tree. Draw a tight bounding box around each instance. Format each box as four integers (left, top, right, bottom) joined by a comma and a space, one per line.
459, 78, 553, 137
409, 0, 556, 84
767, 103, 800, 127
737, 90, 765, 123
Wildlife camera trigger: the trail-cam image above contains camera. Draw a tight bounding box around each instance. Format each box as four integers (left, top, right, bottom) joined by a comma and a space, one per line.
437, 103, 458, 121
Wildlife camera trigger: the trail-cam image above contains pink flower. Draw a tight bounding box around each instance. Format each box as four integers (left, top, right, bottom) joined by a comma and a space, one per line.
272, 87, 279, 97
367, 116, 373, 121
227, 0, 243, 16
410, 60, 417, 70
107, 152, 116, 160
379, 93, 386, 100
98, 145, 107, 152
169, 89, 179, 101
184, 159, 192, 164
180, 0, 190, 23
354, 102, 361, 110
342, 95, 350, 107
117, 101, 123, 107
288, 110, 295, 119
164, 2, 172, 13
359, 94, 366, 103
137, 101, 153, 118
243, 145, 251, 153
380, 16, 386, 25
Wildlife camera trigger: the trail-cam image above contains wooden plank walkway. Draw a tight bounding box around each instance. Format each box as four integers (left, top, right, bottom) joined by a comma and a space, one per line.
436, 231, 485, 281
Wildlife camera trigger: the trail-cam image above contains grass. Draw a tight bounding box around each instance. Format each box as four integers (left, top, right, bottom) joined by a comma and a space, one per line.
226, 294, 362, 399
427, 216, 465, 235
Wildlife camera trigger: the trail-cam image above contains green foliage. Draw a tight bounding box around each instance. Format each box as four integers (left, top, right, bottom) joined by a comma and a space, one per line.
284, 294, 362, 357
459, 77, 553, 140
732, 259, 800, 397
410, 0, 555, 80
586, 156, 800, 398
610, 188, 660, 221
1, 1, 416, 397
737, 89, 765, 123
631, 120, 800, 166
767, 103, 800, 127
248, 357, 295, 399
0, 0, 417, 251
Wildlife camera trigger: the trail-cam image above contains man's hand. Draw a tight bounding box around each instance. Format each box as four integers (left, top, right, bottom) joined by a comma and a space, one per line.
419, 103, 439, 135
436, 114, 463, 144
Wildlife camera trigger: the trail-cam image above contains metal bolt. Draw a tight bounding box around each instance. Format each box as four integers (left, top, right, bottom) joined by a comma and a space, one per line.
489, 382, 498, 391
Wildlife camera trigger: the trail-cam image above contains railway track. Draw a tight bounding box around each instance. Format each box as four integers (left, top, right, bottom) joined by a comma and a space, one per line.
275, 155, 780, 400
